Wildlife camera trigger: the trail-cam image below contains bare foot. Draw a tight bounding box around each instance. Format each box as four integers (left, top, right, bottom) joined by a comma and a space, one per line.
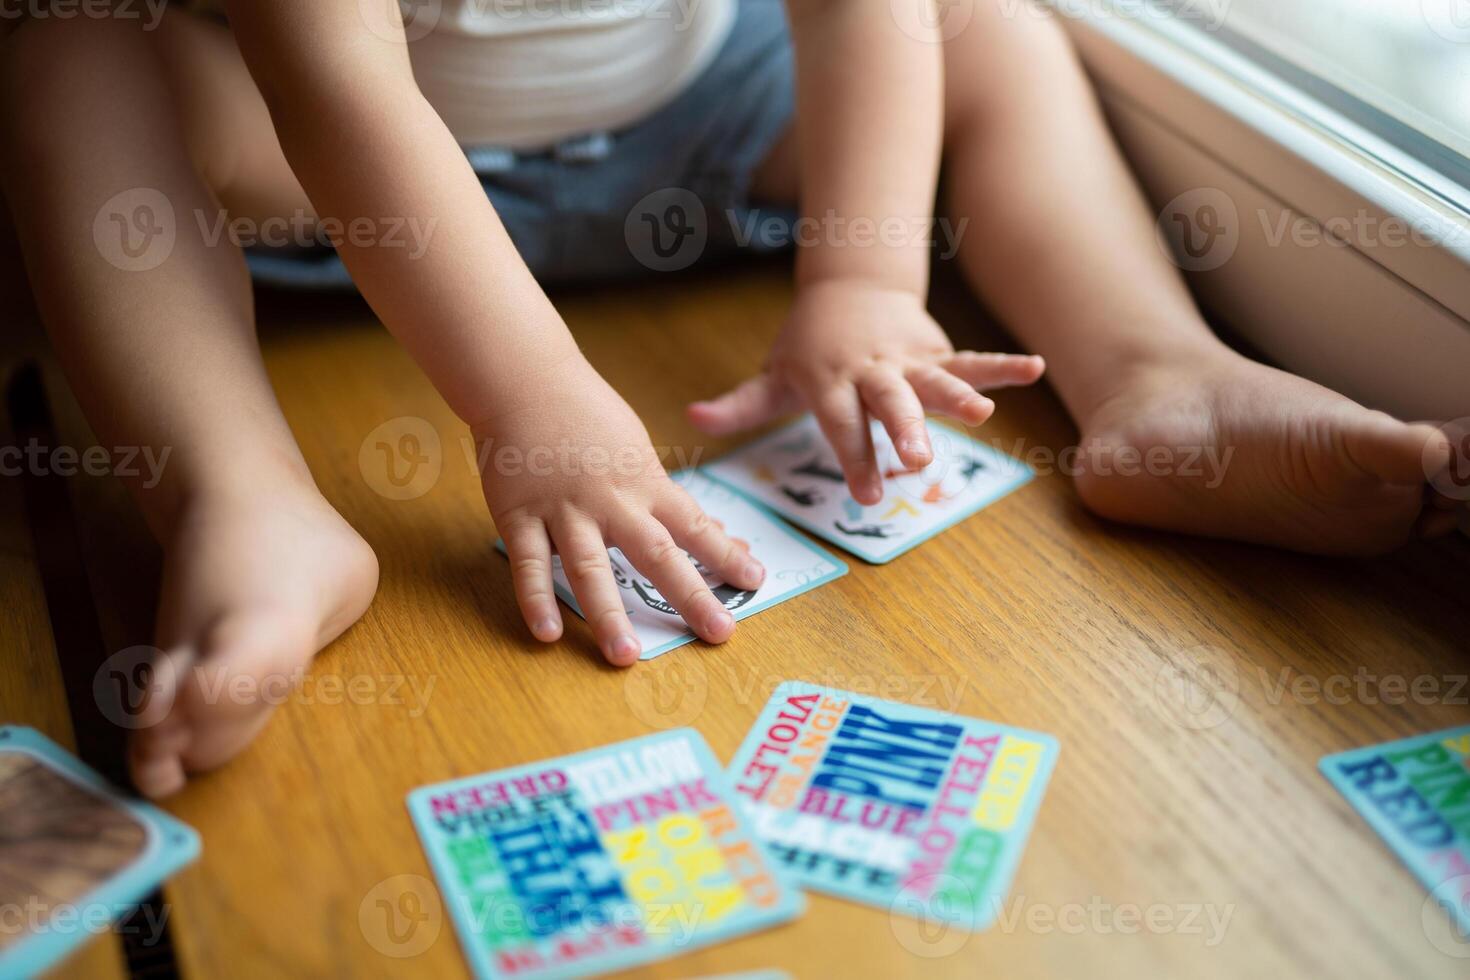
1073, 351, 1454, 555
127, 478, 379, 797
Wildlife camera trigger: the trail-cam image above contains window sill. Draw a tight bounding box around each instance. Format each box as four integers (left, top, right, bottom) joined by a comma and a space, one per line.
1062, 8, 1470, 422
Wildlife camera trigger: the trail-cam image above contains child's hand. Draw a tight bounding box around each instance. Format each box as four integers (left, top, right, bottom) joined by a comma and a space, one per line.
476, 358, 765, 665
689, 280, 1046, 503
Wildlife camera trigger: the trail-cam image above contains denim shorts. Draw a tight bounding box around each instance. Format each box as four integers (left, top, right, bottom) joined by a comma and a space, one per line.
246, 0, 796, 288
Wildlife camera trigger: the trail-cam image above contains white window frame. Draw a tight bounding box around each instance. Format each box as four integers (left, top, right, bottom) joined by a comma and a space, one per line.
1061, 6, 1470, 422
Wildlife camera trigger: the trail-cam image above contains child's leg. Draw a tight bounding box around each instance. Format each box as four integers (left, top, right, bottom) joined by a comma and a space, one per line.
757, 2, 1452, 555
0, 12, 378, 796
934, 5, 1453, 554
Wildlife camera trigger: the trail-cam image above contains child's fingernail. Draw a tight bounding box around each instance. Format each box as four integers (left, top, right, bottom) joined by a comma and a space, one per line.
611, 634, 641, 660
534, 619, 559, 640
901, 439, 929, 459
744, 560, 765, 584
709, 609, 735, 635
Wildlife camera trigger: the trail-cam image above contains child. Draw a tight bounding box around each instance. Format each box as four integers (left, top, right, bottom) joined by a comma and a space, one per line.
0, 0, 1454, 798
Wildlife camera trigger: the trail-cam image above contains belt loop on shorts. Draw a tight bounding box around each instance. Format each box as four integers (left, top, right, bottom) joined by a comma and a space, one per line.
552, 131, 614, 164
465, 145, 517, 174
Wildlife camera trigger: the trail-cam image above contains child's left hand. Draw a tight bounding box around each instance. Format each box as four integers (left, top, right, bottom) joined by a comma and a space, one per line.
689, 279, 1046, 504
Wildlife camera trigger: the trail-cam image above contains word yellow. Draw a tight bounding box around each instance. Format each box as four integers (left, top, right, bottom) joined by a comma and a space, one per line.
605, 813, 744, 935
974, 736, 1046, 831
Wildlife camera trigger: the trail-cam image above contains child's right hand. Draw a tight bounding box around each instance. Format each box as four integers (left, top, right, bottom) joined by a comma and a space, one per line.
474, 356, 765, 665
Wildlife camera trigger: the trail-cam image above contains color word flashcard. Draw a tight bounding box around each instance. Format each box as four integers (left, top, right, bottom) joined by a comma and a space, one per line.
408, 730, 803, 979
1321, 726, 1470, 936
728, 685, 1058, 930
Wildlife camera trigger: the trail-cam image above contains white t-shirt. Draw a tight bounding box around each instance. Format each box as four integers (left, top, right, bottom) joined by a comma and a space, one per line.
407, 0, 737, 149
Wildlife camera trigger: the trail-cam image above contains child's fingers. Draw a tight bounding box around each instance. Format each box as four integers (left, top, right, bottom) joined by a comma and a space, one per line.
907, 364, 995, 427
814, 385, 881, 505
614, 515, 737, 644
857, 368, 932, 470
687, 373, 793, 436
549, 520, 642, 666
943, 352, 1046, 391
655, 484, 765, 591
501, 517, 562, 642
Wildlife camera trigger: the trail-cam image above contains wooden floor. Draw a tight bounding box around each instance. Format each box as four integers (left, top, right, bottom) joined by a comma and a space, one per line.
5, 264, 1469, 979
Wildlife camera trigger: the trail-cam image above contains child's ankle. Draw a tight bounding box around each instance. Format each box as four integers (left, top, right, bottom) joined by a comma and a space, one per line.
141, 448, 321, 540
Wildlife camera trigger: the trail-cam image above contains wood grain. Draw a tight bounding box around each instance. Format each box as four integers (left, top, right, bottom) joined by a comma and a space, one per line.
26, 264, 1470, 979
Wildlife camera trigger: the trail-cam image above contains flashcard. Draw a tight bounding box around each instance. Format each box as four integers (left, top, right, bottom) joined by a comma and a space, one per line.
727, 684, 1058, 930
496, 470, 846, 659
407, 729, 804, 980
0, 727, 201, 978
1320, 726, 1470, 935
702, 415, 1033, 563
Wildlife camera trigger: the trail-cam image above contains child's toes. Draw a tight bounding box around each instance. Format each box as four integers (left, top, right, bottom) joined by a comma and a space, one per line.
129, 721, 190, 798
1345, 416, 1447, 486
